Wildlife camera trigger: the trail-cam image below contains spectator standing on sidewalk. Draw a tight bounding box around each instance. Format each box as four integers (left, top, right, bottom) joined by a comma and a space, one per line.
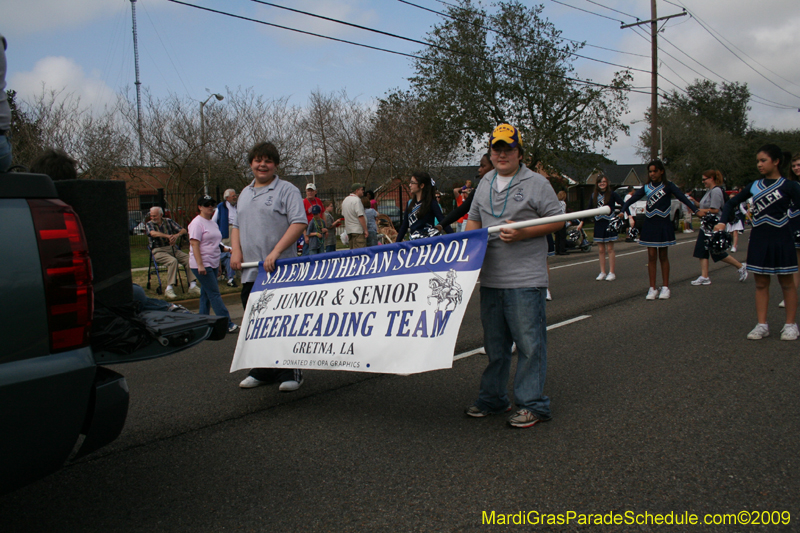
189, 195, 238, 333
342, 183, 368, 249
465, 123, 563, 429
323, 200, 341, 253
231, 141, 307, 391
212, 188, 238, 287
302, 183, 325, 256
363, 197, 379, 246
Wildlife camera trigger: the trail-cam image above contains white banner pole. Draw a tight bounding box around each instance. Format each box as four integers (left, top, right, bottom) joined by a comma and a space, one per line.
240, 206, 611, 269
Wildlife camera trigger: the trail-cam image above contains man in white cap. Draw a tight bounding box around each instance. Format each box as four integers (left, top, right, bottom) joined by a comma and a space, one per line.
464, 123, 563, 429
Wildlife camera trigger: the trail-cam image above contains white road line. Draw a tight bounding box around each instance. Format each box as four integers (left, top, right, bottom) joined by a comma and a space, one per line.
453, 315, 591, 361
550, 240, 693, 270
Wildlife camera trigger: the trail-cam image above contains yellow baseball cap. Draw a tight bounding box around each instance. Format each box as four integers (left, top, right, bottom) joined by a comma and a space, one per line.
490, 123, 522, 148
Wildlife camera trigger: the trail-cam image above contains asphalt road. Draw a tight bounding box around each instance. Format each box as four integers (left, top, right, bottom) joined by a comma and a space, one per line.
3, 230, 799, 532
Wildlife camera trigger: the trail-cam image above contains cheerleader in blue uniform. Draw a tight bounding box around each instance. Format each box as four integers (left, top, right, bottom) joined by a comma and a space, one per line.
781, 153, 800, 309
585, 174, 623, 281
621, 160, 697, 300
715, 145, 800, 341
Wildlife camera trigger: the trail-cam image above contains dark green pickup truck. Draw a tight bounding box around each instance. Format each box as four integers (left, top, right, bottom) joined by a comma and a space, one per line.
0, 172, 227, 494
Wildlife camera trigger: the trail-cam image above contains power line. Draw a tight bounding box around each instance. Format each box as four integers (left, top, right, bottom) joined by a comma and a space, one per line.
545, 0, 623, 23
428, 0, 649, 58
397, 0, 650, 74
667, 0, 800, 96
165, 0, 651, 95
581, 0, 638, 20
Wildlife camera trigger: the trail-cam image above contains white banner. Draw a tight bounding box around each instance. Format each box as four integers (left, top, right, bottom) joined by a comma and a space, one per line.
230, 230, 489, 374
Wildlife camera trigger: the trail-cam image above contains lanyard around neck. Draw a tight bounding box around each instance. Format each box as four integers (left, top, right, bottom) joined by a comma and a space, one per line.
489, 167, 521, 219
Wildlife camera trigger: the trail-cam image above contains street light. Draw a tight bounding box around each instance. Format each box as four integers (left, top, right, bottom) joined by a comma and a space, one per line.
200, 92, 224, 195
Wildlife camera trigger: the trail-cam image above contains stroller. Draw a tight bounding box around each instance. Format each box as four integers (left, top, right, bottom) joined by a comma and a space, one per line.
565, 223, 592, 252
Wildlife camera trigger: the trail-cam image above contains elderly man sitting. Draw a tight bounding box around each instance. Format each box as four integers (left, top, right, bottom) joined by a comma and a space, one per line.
146, 206, 200, 299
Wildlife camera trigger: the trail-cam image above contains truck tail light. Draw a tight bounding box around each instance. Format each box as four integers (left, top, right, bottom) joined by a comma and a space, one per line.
28, 199, 94, 352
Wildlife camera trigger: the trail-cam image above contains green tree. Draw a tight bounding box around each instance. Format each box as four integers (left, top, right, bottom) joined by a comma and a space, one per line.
410, 0, 631, 169
662, 80, 751, 137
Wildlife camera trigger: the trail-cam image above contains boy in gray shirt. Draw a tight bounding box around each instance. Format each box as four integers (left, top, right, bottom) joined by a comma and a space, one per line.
231, 142, 307, 392
465, 123, 563, 428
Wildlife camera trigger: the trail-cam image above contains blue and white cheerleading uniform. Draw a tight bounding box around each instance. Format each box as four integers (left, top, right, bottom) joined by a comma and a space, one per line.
592, 191, 624, 242
788, 189, 800, 250
721, 177, 800, 275
621, 181, 696, 247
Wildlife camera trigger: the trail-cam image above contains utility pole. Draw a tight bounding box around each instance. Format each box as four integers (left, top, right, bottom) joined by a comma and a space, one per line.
621, 1, 686, 161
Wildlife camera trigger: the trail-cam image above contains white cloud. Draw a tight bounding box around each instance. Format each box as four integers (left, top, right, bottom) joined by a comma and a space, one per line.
10, 56, 117, 110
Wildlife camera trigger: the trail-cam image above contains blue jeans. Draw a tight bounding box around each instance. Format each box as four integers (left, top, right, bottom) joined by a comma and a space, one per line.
191, 267, 233, 327
325, 244, 337, 253
0, 134, 11, 173
132, 284, 170, 311
476, 287, 551, 419
219, 251, 234, 280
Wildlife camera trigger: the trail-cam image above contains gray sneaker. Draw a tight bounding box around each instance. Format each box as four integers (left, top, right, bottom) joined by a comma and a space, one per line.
507, 408, 543, 428
465, 404, 512, 418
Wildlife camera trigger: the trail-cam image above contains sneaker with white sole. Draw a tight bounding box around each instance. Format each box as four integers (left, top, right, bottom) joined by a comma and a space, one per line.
165, 288, 177, 299
605, 273, 616, 281
228, 323, 239, 333
596, 272, 607, 281
507, 408, 544, 428
731, 246, 737, 252
738, 263, 748, 282
779, 300, 786, 308
278, 379, 304, 392
747, 324, 770, 340
781, 323, 799, 341
646, 287, 658, 300
546, 289, 552, 301
658, 287, 671, 300
188, 285, 201, 297
691, 276, 711, 286
465, 404, 512, 418
239, 376, 267, 389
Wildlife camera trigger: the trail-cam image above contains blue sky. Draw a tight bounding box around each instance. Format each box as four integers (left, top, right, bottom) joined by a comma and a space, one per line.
5, 0, 800, 164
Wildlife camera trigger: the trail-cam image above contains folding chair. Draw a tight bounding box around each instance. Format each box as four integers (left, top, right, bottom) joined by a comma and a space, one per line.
146, 243, 185, 295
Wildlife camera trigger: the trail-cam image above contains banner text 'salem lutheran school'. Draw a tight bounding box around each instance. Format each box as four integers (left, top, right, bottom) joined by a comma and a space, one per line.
231, 230, 488, 374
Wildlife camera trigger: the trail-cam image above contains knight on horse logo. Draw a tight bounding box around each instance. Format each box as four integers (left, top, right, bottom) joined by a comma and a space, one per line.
248, 289, 275, 321
427, 269, 463, 311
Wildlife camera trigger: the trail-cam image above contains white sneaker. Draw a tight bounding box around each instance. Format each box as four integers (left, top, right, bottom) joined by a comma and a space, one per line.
546, 289, 552, 301
189, 285, 201, 297
737, 264, 748, 282
731, 246, 737, 252
511, 342, 517, 352
165, 288, 177, 299
691, 276, 711, 286
239, 376, 267, 389
646, 287, 658, 300
747, 324, 770, 340
683, 229, 693, 233
279, 379, 304, 392
779, 300, 786, 308
605, 273, 616, 281
658, 287, 671, 300
596, 272, 607, 281
781, 323, 799, 341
